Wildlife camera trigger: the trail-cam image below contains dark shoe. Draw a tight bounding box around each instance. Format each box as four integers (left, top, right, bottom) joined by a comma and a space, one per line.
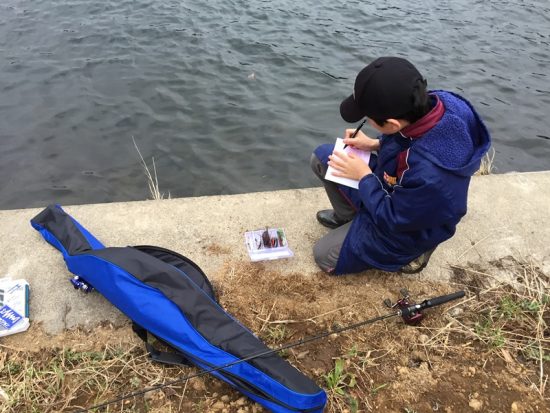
316, 209, 351, 229
400, 247, 436, 274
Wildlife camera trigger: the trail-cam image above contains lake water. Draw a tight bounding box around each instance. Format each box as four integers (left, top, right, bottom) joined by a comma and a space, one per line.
1, 0, 549, 209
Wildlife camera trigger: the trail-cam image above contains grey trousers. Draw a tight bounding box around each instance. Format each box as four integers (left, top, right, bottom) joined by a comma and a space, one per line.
310, 154, 357, 273
310, 154, 357, 221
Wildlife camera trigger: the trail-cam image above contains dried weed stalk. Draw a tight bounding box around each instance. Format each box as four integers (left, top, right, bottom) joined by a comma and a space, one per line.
425, 256, 549, 397
132, 136, 170, 200
476, 147, 496, 176
0, 344, 187, 413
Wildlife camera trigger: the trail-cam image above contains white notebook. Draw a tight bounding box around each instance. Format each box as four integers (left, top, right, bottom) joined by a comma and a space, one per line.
324, 137, 371, 189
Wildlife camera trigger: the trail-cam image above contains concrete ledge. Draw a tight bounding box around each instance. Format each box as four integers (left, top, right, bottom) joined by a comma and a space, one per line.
1, 172, 549, 335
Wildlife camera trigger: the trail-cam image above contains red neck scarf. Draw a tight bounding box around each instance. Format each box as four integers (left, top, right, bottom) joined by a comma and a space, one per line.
400, 95, 444, 139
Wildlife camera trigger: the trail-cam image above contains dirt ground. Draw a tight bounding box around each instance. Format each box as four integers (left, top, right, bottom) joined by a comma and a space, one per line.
1, 256, 549, 413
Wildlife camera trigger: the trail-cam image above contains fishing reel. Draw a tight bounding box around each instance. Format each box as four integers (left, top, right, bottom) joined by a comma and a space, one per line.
69, 275, 94, 293
384, 288, 425, 325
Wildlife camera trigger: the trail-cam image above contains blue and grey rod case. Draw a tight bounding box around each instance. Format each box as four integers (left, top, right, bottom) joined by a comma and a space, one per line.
31, 205, 327, 412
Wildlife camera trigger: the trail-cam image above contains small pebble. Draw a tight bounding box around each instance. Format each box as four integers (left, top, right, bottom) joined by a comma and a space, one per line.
192, 380, 206, 392
212, 401, 225, 410
449, 307, 463, 317
469, 399, 483, 411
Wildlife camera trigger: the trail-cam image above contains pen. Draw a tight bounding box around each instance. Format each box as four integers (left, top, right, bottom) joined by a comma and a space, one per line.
343, 118, 367, 149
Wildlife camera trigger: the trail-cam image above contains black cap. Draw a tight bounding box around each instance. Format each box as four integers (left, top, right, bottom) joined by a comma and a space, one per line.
340, 57, 425, 123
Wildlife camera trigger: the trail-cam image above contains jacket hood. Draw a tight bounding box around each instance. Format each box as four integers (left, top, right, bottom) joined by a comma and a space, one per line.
413, 90, 491, 177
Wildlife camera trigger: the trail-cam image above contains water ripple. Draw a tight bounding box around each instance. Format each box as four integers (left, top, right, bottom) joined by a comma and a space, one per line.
0, 0, 549, 208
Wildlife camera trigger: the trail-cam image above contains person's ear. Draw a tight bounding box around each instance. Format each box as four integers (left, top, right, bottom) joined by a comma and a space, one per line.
384, 118, 405, 133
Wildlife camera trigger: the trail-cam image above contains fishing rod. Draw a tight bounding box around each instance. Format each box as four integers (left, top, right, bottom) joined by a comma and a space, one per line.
73, 290, 465, 413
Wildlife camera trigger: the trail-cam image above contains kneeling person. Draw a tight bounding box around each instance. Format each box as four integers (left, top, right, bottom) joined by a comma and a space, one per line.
311, 56, 491, 275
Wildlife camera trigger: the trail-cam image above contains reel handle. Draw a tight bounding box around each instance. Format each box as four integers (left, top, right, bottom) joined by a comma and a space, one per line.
421, 290, 465, 309
399, 290, 465, 318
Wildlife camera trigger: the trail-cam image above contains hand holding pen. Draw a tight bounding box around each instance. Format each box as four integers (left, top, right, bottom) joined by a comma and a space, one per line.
343, 118, 367, 149
342, 121, 381, 152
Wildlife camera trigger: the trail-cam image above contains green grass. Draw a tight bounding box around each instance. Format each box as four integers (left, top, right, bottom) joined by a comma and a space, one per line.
324, 358, 359, 411
370, 382, 388, 397
450, 258, 550, 396
265, 324, 288, 344
324, 359, 357, 395
474, 314, 507, 348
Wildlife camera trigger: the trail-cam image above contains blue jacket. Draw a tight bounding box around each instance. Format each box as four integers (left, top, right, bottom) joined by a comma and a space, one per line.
314, 90, 491, 274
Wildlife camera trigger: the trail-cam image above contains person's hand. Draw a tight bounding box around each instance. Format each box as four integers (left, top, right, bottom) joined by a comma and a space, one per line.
342, 129, 380, 151
328, 150, 372, 181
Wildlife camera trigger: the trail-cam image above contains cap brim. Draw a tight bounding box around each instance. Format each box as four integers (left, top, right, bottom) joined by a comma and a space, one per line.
340, 94, 365, 123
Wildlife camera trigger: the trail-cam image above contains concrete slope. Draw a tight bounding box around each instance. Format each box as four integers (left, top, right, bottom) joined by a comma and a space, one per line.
0, 172, 548, 334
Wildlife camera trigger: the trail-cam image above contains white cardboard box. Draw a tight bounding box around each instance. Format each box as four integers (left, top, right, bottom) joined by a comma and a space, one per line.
0, 278, 30, 337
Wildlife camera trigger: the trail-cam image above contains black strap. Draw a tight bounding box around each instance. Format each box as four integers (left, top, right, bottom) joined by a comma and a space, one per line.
132, 323, 190, 366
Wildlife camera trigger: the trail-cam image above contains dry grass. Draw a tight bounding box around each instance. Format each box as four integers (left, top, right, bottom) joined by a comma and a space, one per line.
425, 257, 549, 396
132, 136, 170, 200
1, 257, 548, 412
476, 147, 496, 175
0, 344, 193, 413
